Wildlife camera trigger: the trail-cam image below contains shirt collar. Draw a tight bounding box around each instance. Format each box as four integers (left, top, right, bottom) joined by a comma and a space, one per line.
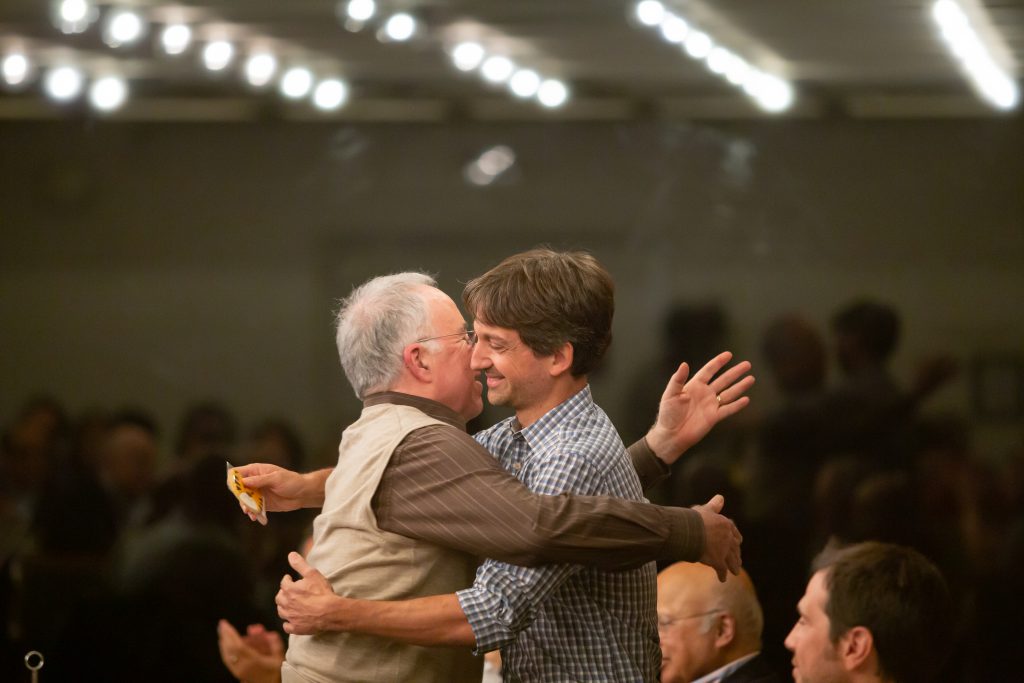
690, 652, 760, 683
363, 391, 468, 431
511, 384, 593, 446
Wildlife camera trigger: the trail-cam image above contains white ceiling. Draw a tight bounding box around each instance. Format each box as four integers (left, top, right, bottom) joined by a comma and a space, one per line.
1, 0, 1022, 120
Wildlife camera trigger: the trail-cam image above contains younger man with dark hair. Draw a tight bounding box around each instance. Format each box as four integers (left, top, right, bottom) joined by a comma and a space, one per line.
784, 541, 953, 683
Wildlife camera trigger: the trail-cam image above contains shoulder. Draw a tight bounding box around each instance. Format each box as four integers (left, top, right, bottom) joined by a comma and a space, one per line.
548, 401, 626, 468
723, 655, 785, 683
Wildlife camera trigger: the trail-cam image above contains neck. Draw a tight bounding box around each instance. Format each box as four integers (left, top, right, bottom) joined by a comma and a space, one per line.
515, 374, 588, 428
384, 376, 432, 403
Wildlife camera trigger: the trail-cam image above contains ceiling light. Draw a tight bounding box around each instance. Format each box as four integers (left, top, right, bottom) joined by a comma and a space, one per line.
89, 75, 128, 111
281, 67, 313, 99
313, 78, 349, 110
537, 79, 569, 108
930, 0, 1019, 110
706, 47, 734, 75
452, 42, 486, 72
464, 145, 516, 187
725, 56, 750, 85
346, 0, 376, 22
245, 53, 278, 87
659, 14, 689, 44
202, 41, 234, 71
630, 5, 795, 114
383, 13, 416, 42
54, 0, 96, 34
509, 69, 541, 98
481, 56, 514, 83
684, 31, 713, 59
746, 72, 794, 112
635, 1, 665, 27
160, 24, 192, 55
103, 9, 146, 47
2, 53, 31, 86
44, 66, 84, 101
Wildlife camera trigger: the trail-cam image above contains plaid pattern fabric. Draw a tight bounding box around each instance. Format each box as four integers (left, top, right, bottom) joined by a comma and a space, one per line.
457, 386, 660, 682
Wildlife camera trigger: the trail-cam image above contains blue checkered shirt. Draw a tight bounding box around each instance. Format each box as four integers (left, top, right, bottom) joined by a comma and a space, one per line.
456, 385, 660, 682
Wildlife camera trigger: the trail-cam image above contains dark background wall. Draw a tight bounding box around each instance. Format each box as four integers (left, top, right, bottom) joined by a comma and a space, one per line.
1, 117, 1022, 462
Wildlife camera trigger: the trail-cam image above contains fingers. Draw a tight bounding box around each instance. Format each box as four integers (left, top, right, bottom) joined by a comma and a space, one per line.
717, 395, 752, 419
708, 359, 752, 393
704, 493, 725, 513
240, 472, 276, 489
691, 351, 734, 384
234, 462, 273, 478
660, 362, 691, 399
715, 374, 756, 406
288, 551, 313, 577
218, 619, 242, 645
268, 631, 285, 657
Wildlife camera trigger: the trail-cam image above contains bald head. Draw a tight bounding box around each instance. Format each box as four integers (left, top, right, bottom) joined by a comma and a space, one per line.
657, 563, 764, 683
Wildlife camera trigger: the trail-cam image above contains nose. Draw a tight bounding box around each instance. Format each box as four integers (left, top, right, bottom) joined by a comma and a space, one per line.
469, 341, 490, 371
783, 625, 797, 652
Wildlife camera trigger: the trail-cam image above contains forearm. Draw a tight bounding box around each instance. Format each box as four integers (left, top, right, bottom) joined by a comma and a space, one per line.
378, 433, 701, 568
326, 593, 475, 647
301, 468, 333, 508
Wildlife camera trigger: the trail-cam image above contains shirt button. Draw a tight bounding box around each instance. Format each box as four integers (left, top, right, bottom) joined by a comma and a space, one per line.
513, 462, 522, 472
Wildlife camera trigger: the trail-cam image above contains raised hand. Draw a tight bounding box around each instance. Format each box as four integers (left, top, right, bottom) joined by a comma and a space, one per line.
646, 351, 755, 465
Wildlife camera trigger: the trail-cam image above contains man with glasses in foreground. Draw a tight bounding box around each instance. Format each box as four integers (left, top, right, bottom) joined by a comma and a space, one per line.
266, 250, 751, 682
657, 563, 781, 683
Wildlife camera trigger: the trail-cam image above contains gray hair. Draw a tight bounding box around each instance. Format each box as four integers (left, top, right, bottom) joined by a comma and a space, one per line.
335, 272, 437, 399
691, 571, 764, 648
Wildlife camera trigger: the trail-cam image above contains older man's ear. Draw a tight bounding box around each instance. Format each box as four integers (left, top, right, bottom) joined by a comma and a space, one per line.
714, 612, 737, 649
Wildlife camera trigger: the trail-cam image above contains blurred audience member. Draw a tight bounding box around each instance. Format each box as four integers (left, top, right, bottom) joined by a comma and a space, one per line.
0, 396, 70, 518
97, 410, 160, 531
823, 299, 955, 471
657, 562, 781, 683
625, 303, 739, 509
240, 419, 315, 615
218, 619, 285, 683
243, 419, 305, 471
149, 400, 239, 525
106, 455, 259, 682
176, 401, 240, 463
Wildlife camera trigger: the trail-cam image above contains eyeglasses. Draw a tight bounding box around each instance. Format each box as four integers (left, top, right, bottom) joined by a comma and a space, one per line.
656, 609, 724, 631
413, 329, 477, 345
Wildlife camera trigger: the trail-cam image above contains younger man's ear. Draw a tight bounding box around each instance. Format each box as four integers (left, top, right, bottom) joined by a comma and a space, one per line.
548, 342, 575, 377
838, 626, 874, 673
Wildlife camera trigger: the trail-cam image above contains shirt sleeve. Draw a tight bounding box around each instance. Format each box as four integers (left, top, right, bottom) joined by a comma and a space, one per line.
373, 425, 704, 570
627, 436, 672, 491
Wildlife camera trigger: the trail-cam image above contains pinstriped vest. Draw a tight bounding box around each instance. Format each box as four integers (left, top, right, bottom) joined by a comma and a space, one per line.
283, 403, 481, 683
